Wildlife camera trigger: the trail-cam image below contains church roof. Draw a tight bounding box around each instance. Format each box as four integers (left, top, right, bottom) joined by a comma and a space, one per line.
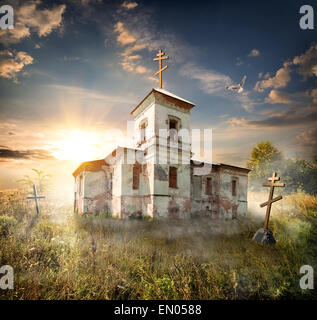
72, 159, 107, 177
191, 159, 250, 172
130, 88, 195, 115
154, 88, 195, 105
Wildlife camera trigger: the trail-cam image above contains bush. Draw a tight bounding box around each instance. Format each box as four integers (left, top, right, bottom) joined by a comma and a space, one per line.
0, 215, 17, 237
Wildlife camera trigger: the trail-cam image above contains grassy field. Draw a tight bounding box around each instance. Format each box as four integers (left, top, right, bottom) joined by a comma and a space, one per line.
0, 190, 316, 300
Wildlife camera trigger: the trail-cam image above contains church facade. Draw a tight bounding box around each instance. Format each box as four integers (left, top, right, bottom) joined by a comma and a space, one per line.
73, 88, 250, 219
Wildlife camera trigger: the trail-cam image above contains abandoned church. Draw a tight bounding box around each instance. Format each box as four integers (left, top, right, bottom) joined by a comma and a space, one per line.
73, 51, 250, 219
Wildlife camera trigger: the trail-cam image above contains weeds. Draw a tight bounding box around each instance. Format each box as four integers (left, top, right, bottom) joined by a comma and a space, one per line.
0, 191, 316, 300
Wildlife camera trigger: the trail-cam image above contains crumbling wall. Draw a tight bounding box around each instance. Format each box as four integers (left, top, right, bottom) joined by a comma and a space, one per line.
190, 165, 249, 219
190, 167, 220, 218
218, 168, 248, 219
83, 169, 112, 214
152, 164, 191, 219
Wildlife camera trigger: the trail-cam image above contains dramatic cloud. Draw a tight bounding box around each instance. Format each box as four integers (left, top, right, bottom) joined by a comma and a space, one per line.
119, 43, 148, 73
112, 5, 194, 77
248, 49, 260, 57
0, 0, 66, 44
180, 63, 231, 94
114, 21, 136, 45
255, 44, 317, 92
254, 62, 292, 92
244, 110, 316, 128
121, 1, 138, 10
265, 90, 293, 104
0, 50, 33, 82
0, 147, 55, 160
265, 89, 310, 105
293, 44, 317, 78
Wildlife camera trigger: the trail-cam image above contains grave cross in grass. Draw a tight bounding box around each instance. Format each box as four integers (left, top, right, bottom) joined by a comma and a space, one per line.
253, 172, 285, 245
26, 184, 45, 215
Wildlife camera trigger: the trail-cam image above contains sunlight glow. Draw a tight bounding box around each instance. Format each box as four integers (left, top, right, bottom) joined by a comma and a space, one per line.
52, 130, 102, 163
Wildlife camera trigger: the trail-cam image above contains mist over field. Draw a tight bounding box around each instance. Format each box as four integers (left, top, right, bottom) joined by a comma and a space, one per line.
0, 185, 316, 300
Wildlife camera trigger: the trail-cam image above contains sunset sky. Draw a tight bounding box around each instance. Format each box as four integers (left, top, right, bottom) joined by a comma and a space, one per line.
0, 0, 316, 194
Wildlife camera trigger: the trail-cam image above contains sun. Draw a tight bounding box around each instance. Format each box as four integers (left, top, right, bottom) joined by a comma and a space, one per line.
52, 130, 101, 163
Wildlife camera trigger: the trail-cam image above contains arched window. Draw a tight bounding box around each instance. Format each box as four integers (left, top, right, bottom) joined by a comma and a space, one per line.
169, 166, 177, 188
168, 116, 181, 142
139, 118, 148, 144
232, 179, 237, 196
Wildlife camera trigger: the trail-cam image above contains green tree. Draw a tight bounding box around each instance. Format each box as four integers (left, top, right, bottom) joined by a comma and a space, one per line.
247, 142, 317, 194
246, 141, 282, 182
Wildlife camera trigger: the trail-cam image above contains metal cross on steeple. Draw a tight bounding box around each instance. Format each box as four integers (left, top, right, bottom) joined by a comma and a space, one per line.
260, 172, 285, 229
153, 49, 168, 89
27, 184, 45, 215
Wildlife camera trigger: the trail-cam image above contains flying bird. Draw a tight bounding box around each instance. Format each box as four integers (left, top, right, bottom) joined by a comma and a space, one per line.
226, 75, 246, 93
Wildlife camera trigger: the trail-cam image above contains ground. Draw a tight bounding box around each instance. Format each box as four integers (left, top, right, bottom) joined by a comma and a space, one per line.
0, 190, 316, 300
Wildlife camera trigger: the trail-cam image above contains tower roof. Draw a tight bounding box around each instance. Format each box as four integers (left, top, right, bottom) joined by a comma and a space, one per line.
130, 88, 195, 116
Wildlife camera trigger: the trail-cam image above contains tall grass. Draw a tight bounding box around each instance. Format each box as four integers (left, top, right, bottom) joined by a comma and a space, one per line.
0, 190, 316, 300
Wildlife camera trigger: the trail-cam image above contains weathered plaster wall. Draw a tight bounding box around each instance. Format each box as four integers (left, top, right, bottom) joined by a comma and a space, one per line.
152, 164, 191, 218
218, 168, 248, 219
191, 170, 220, 218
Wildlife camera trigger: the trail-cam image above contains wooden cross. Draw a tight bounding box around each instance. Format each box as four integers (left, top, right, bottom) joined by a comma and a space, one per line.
260, 172, 285, 229
153, 49, 168, 89
27, 184, 45, 215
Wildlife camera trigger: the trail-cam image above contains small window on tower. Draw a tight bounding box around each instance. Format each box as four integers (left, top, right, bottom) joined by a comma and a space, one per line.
169, 119, 178, 142
169, 119, 177, 130
140, 123, 147, 143
169, 166, 177, 188
133, 165, 140, 190
232, 180, 237, 196
206, 177, 212, 195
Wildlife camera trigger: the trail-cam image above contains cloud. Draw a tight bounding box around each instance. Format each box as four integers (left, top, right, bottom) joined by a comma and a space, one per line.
245, 110, 317, 128
265, 89, 310, 105
0, 147, 55, 160
180, 64, 256, 111
265, 90, 293, 104
255, 44, 317, 93
293, 44, 317, 78
47, 84, 134, 104
226, 117, 250, 127
0, 0, 66, 45
111, 5, 195, 78
252, 113, 317, 127
0, 50, 34, 82
121, 1, 138, 10
180, 63, 231, 94
258, 72, 270, 79
248, 49, 260, 57
312, 88, 317, 104
254, 61, 292, 92
114, 21, 136, 45
296, 127, 317, 146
